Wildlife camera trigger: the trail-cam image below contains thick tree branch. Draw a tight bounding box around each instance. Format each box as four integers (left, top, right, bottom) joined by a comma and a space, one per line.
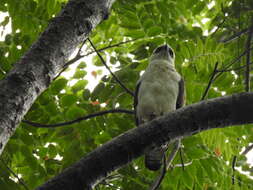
22, 109, 133, 128
0, 0, 116, 155
36, 92, 253, 190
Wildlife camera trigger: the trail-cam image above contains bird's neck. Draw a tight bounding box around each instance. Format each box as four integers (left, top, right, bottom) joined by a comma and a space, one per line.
149, 59, 176, 72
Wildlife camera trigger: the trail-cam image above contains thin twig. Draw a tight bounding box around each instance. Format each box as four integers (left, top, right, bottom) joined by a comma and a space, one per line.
149, 140, 181, 190
244, 22, 253, 92
232, 155, 237, 185
88, 38, 134, 96
83, 38, 137, 57
0, 159, 30, 190
54, 39, 87, 80
214, 46, 253, 80
179, 146, 184, 171
219, 28, 250, 43
217, 62, 253, 72
211, 17, 227, 36
54, 39, 137, 80
23, 109, 134, 128
149, 154, 167, 190
201, 62, 219, 100
242, 144, 253, 155
166, 140, 181, 170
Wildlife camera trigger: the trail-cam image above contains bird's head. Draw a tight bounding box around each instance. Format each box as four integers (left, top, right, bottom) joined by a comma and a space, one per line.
150, 44, 175, 65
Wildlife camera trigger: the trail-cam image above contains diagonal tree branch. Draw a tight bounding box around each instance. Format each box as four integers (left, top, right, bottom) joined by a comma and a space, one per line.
36, 92, 253, 190
22, 109, 133, 128
0, 0, 116, 155
88, 38, 134, 96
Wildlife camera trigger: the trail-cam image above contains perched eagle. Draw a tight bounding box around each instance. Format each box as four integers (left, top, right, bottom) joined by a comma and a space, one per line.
134, 44, 185, 171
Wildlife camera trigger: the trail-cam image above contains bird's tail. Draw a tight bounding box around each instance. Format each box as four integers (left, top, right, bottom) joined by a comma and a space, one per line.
145, 147, 164, 171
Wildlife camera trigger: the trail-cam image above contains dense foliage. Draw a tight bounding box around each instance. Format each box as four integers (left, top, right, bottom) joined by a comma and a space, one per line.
0, 0, 253, 189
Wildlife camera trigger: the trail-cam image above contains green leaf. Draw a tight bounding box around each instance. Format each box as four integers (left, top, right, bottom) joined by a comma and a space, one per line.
95, 131, 111, 145
73, 70, 87, 79
47, 0, 56, 16
66, 106, 86, 120
147, 26, 162, 36
51, 78, 68, 94
82, 89, 91, 100
77, 61, 87, 68
125, 29, 145, 38
71, 80, 88, 93
60, 94, 78, 107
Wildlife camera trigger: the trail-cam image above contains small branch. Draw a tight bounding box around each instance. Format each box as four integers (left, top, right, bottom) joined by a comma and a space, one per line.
55, 39, 136, 80
166, 140, 181, 170
217, 62, 253, 72
244, 22, 253, 92
214, 46, 253, 80
54, 39, 87, 80
23, 109, 134, 128
201, 62, 219, 100
88, 38, 134, 96
149, 140, 181, 190
0, 159, 30, 190
211, 17, 227, 36
242, 144, 253, 155
179, 146, 184, 171
232, 155, 237, 185
83, 38, 137, 57
149, 154, 167, 190
219, 28, 250, 43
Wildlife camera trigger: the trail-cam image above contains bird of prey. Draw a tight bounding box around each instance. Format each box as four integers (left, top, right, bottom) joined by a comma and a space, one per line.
134, 44, 185, 171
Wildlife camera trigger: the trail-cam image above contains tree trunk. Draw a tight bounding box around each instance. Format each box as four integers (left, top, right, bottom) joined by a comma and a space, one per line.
0, 0, 115, 155
37, 92, 253, 190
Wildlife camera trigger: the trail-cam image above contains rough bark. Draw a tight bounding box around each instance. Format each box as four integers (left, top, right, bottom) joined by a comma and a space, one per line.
0, 0, 115, 155
37, 92, 253, 190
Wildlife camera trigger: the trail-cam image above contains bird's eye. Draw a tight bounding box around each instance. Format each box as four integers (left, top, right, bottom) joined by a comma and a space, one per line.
168, 48, 174, 58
